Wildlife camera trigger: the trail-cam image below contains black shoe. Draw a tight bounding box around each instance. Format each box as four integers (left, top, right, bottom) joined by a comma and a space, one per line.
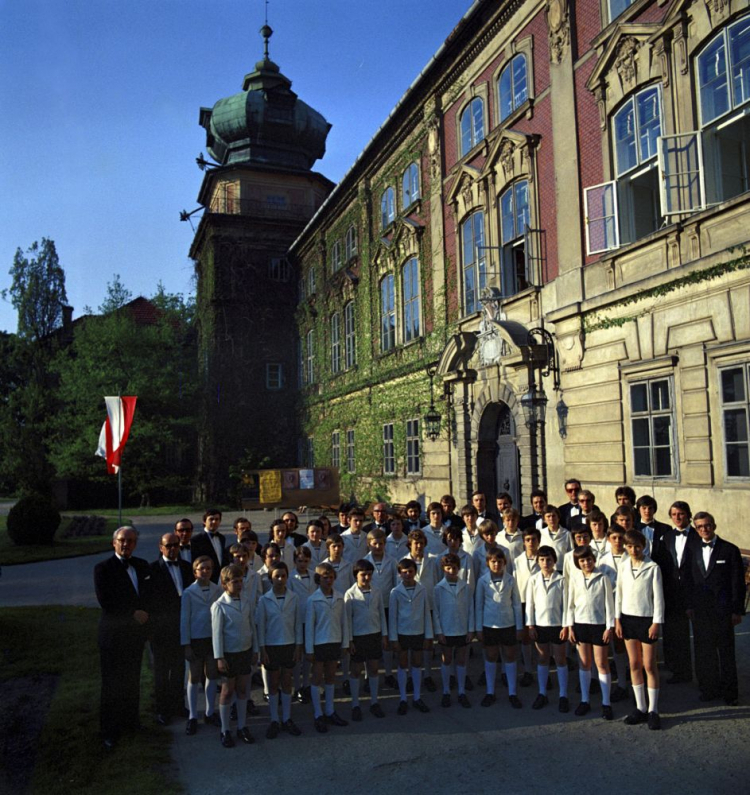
369, 703, 385, 718
519, 672, 533, 688
558, 697, 570, 713
266, 721, 279, 739
509, 695, 522, 709
647, 711, 661, 730
574, 701, 591, 717
221, 731, 235, 748
449, 675, 458, 690
156, 714, 170, 726
342, 680, 351, 696
385, 675, 398, 690
464, 675, 474, 691
601, 705, 613, 721
283, 719, 302, 736
351, 706, 362, 722
610, 686, 628, 703
315, 716, 328, 733
624, 709, 647, 725
204, 712, 221, 727
185, 718, 197, 736
481, 693, 496, 708
441, 694, 451, 708
423, 676, 437, 693
458, 694, 471, 709
397, 700, 408, 715
236, 727, 254, 744
413, 698, 430, 713
532, 694, 548, 710
326, 711, 348, 727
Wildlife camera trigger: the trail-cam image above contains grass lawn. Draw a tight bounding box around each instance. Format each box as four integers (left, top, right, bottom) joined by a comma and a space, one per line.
92, 504, 232, 517
0, 607, 180, 795
0, 516, 127, 566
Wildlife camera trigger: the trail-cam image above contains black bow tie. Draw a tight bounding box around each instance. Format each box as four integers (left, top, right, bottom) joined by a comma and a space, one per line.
675, 530, 688, 537
180, 545, 190, 550
702, 541, 714, 549
166, 559, 178, 566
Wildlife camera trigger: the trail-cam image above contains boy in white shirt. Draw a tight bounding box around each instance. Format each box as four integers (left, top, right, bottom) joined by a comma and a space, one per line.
302, 520, 327, 566
599, 525, 630, 703
322, 534, 354, 592
341, 507, 369, 564
461, 504, 483, 557
305, 563, 350, 733
475, 548, 523, 709
471, 520, 500, 580
385, 515, 409, 561
255, 562, 303, 739
288, 546, 316, 704
423, 501, 448, 556
344, 559, 388, 720
389, 558, 433, 715
211, 564, 259, 747
270, 519, 295, 569
496, 508, 524, 562
514, 527, 541, 688
539, 505, 572, 573
433, 553, 473, 708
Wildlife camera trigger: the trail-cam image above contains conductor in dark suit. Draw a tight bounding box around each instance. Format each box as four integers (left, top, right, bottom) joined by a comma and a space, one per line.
94, 526, 152, 750
150, 532, 193, 724
687, 512, 745, 705
653, 501, 695, 683
191, 509, 227, 582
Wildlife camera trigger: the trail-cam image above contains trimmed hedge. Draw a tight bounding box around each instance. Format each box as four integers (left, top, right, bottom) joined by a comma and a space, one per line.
6, 494, 61, 545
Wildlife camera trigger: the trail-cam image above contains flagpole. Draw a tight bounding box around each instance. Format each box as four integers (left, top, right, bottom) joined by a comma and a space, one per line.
118, 463, 122, 527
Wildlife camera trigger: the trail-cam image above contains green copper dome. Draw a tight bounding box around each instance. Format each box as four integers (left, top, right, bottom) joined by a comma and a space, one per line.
199, 27, 331, 171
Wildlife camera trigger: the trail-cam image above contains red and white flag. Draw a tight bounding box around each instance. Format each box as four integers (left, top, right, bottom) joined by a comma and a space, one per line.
96, 396, 137, 474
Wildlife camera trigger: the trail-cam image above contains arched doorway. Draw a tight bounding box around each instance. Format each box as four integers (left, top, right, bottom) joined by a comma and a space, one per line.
476, 402, 520, 507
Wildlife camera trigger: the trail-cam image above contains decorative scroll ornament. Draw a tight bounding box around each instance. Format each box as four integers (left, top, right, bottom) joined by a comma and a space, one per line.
615, 37, 640, 88
499, 139, 516, 178
546, 0, 570, 65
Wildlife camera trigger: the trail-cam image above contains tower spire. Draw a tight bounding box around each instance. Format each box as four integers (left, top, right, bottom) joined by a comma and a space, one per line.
260, 1, 272, 61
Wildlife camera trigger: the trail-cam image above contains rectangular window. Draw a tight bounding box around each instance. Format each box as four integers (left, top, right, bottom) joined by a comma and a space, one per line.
331, 241, 342, 272
306, 329, 314, 384
268, 257, 291, 281
720, 364, 750, 478
630, 377, 676, 478
344, 302, 356, 368
380, 275, 396, 352
462, 211, 486, 314
406, 419, 421, 475
331, 313, 341, 374
308, 266, 316, 296
658, 132, 706, 216
402, 258, 421, 342
331, 431, 340, 470
265, 363, 283, 390
346, 429, 355, 474
383, 423, 395, 475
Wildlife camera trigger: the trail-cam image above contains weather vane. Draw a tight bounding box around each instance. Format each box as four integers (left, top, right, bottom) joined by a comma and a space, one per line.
260, 0, 273, 60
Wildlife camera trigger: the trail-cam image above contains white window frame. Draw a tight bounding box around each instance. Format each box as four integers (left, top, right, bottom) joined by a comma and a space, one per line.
629, 376, 678, 480
402, 162, 420, 208
719, 362, 750, 480
461, 211, 486, 314
308, 265, 316, 296
498, 54, 528, 123
402, 257, 421, 343
383, 423, 395, 475
344, 301, 356, 368
331, 240, 342, 272
380, 274, 396, 352
265, 363, 283, 390
346, 429, 355, 474
584, 181, 620, 254
460, 97, 485, 156
381, 187, 395, 228
330, 312, 341, 374
406, 419, 421, 475
331, 430, 341, 470
345, 225, 358, 261
658, 131, 706, 216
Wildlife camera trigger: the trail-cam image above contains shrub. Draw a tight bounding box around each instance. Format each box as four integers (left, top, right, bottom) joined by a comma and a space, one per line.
6, 494, 61, 545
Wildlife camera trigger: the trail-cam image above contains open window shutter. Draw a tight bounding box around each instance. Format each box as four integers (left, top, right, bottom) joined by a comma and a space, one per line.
658, 131, 705, 216
584, 181, 619, 254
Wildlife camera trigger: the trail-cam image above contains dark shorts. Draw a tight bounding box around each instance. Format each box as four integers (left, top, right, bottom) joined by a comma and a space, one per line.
442, 634, 468, 648
223, 649, 254, 678
620, 614, 657, 645
264, 643, 296, 671
397, 633, 425, 652
573, 622, 609, 647
351, 632, 383, 663
535, 625, 565, 645
482, 626, 517, 647
313, 642, 342, 662
188, 637, 219, 679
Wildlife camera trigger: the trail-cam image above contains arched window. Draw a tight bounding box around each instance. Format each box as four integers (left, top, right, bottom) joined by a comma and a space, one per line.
331, 240, 342, 272
381, 187, 395, 228
460, 97, 484, 156
380, 274, 396, 352
330, 312, 341, 374
461, 211, 486, 314
499, 55, 528, 122
499, 180, 531, 296
345, 225, 357, 261
402, 257, 421, 343
402, 162, 420, 207
344, 301, 356, 368
613, 86, 661, 176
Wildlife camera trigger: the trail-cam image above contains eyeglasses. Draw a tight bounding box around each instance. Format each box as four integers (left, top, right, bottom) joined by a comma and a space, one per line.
694, 524, 713, 530
163, 542, 180, 548
566, 487, 579, 493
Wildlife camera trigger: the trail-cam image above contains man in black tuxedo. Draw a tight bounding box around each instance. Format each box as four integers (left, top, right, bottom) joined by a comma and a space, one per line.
174, 518, 194, 564
687, 512, 745, 705
654, 501, 696, 683
282, 510, 308, 547
364, 502, 391, 534
191, 509, 227, 582
94, 526, 152, 750
150, 532, 193, 724
472, 491, 498, 527
635, 495, 670, 561
557, 478, 582, 529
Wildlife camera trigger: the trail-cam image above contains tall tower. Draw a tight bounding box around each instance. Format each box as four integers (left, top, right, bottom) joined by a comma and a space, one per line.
190, 25, 333, 502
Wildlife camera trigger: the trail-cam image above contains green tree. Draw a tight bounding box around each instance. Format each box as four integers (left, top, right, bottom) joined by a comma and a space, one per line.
98, 273, 133, 313
3, 238, 68, 340
50, 281, 197, 506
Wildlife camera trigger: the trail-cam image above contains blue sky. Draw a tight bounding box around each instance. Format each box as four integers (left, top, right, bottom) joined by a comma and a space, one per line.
0, 0, 474, 332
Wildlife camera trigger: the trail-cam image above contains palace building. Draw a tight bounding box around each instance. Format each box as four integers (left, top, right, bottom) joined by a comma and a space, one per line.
192, 1, 750, 548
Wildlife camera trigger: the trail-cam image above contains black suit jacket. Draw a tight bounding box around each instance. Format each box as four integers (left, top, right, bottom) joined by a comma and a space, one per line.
191, 531, 227, 582
150, 558, 193, 645
636, 519, 670, 560
94, 554, 152, 648
655, 527, 696, 610
521, 512, 543, 531
687, 536, 746, 617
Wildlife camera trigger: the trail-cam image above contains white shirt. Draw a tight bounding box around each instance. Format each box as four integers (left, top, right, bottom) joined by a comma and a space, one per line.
255, 588, 303, 647
539, 527, 573, 571
474, 571, 523, 631
525, 570, 565, 628
675, 527, 690, 566
288, 570, 317, 618
344, 584, 387, 637
432, 578, 474, 637
162, 555, 184, 595
302, 540, 326, 566
513, 551, 540, 600
388, 581, 433, 639
364, 553, 398, 601
423, 525, 448, 556
496, 531, 524, 561
462, 527, 484, 557
321, 557, 354, 593
404, 553, 441, 604
615, 558, 665, 623
598, 550, 627, 590
305, 589, 350, 652
340, 529, 369, 563
204, 531, 223, 565
116, 554, 139, 594
385, 533, 409, 561
180, 579, 221, 643
565, 569, 615, 628
211, 592, 258, 658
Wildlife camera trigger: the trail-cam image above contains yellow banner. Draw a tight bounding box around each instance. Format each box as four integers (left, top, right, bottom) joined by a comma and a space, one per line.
259, 469, 282, 503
